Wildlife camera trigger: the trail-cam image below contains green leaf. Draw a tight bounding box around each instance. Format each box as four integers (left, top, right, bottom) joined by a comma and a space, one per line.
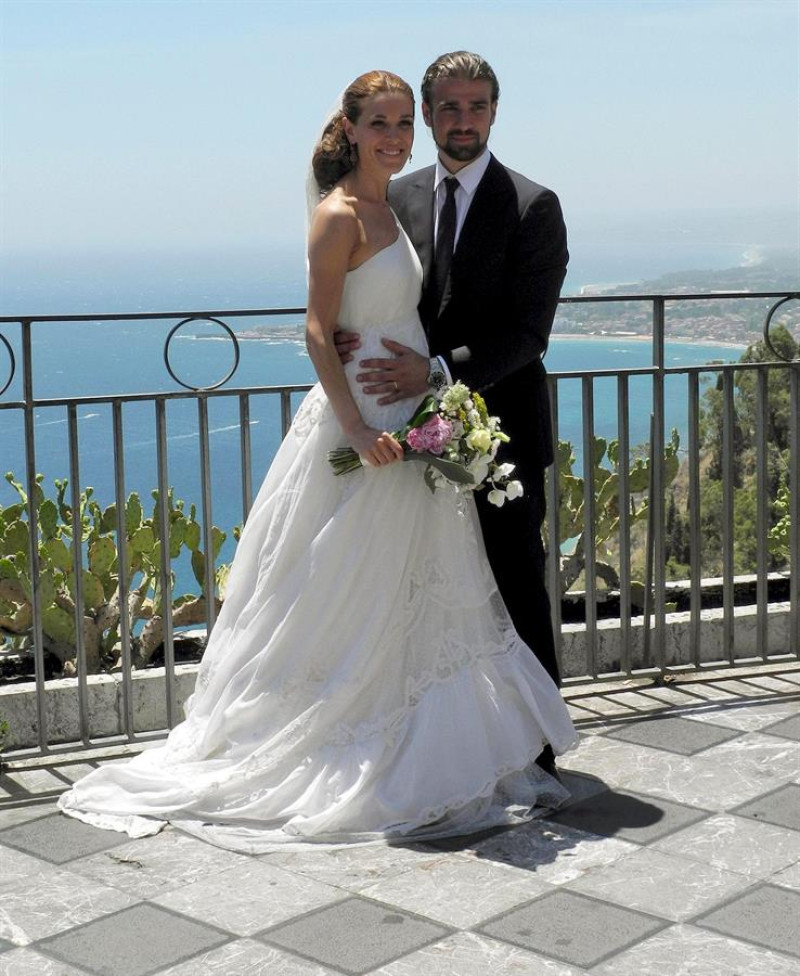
88, 536, 116, 576
42, 605, 77, 647
39, 499, 59, 541
191, 549, 205, 589
130, 526, 155, 554
125, 493, 143, 535
211, 526, 226, 560
184, 520, 201, 551
169, 517, 186, 559
100, 503, 118, 534
67, 569, 106, 612
44, 537, 72, 572
0, 557, 18, 580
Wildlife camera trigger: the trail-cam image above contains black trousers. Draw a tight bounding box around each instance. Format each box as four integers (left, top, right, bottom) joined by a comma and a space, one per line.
473, 468, 560, 688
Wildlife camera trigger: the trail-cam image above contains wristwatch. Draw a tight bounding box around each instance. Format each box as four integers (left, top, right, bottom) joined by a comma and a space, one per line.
427, 356, 447, 391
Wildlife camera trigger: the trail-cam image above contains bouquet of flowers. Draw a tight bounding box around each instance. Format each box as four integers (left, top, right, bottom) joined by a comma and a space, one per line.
327, 381, 524, 507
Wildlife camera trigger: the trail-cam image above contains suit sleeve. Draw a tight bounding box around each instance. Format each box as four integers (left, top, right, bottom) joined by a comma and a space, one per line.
442, 188, 568, 391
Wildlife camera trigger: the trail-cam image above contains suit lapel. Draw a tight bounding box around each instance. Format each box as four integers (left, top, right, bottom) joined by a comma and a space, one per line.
403, 167, 435, 286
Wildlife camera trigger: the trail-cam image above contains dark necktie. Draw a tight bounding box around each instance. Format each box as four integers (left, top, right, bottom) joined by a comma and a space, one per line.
433, 176, 458, 313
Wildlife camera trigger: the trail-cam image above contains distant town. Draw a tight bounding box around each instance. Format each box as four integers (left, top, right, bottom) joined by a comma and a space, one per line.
553, 253, 798, 345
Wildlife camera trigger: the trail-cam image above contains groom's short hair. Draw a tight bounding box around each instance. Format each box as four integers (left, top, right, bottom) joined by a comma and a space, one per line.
421, 52, 500, 106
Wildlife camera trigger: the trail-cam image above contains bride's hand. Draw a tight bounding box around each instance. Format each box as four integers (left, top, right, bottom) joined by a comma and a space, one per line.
346, 425, 404, 467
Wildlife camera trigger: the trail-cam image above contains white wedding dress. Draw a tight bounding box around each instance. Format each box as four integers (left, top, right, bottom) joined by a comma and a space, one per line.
59, 220, 578, 852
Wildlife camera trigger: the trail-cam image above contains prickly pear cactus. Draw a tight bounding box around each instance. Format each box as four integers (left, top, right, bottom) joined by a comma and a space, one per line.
0, 473, 236, 675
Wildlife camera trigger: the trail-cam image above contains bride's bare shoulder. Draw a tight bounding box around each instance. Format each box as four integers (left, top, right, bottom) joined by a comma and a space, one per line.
309, 190, 360, 253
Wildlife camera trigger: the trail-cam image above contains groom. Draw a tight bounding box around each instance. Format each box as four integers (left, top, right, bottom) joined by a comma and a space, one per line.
338, 52, 568, 769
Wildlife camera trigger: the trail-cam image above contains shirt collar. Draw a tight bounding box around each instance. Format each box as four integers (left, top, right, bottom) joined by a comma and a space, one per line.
434, 149, 492, 196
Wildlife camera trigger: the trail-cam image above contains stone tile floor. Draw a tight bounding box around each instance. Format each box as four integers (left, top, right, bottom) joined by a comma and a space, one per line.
1, 664, 799, 975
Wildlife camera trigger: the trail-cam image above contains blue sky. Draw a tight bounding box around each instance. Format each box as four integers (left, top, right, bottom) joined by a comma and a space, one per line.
2, 0, 799, 259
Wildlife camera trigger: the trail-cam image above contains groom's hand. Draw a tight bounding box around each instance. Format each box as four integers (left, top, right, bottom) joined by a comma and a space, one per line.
357, 339, 430, 405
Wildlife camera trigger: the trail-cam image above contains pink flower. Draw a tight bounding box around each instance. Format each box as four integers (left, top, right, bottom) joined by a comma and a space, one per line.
406, 415, 453, 456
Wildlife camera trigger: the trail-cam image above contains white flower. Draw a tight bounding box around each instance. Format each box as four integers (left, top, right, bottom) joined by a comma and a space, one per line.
441, 382, 471, 411
451, 420, 465, 439
505, 480, 524, 499
495, 462, 516, 478
487, 488, 507, 507
468, 458, 490, 485
467, 409, 480, 425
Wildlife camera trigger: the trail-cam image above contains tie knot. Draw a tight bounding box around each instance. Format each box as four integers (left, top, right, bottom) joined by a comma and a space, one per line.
443, 176, 459, 198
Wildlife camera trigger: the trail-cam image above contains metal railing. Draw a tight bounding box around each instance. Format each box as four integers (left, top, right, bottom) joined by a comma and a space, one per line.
0, 291, 797, 758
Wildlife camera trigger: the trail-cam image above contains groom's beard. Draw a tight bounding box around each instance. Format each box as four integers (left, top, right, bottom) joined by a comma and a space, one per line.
436, 130, 487, 163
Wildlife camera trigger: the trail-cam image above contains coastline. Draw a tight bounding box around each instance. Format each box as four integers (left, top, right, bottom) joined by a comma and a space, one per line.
550, 332, 748, 349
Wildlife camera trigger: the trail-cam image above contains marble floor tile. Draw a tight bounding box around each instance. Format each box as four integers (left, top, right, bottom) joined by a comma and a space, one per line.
697, 731, 800, 781
0, 767, 72, 798
769, 860, 800, 891
261, 841, 445, 892
0, 802, 57, 830
694, 884, 800, 959
152, 859, 346, 936
732, 783, 800, 832
598, 744, 785, 811
359, 854, 552, 928
477, 890, 666, 969
742, 674, 800, 694
543, 789, 711, 845
0, 866, 139, 945
711, 678, 777, 698
761, 713, 800, 741
674, 698, 800, 732
153, 938, 338, 975
38, 902, 231, 976
372, 931, 586, 976
0, 947, 92, 976
588, 923, 800, 976
557, 770, 611, 806
69, 827, 249, 899
556, 734, 651, 789
653, 814, 800, 879
473, 820, 639, 885
567, 847, 755, 921
601, 690, 671, 713
260, 896, 450, 976
668, 683, 737, 703
603, 715, 741, 755
0, 812, 127, 864
0, 847, 62, 892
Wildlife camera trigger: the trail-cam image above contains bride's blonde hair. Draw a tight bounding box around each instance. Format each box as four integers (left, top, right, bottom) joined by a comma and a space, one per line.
311, 71, 414, 195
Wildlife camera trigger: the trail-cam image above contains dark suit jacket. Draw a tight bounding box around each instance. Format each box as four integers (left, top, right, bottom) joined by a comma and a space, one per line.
388, 156, 568, 473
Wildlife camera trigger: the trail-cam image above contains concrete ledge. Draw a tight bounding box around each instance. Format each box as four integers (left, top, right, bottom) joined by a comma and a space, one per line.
0, 665, 199, 751
561, 601, 793, 678
0, 603, 794, 751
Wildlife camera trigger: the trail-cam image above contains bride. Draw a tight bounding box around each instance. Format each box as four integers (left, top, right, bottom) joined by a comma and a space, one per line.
58, 71, 577, 852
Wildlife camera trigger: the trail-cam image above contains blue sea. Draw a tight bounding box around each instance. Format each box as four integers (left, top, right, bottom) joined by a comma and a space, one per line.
0, 240, 753, 590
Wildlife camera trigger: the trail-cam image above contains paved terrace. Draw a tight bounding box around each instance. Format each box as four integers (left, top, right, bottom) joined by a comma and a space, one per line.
1, 664, 799, 976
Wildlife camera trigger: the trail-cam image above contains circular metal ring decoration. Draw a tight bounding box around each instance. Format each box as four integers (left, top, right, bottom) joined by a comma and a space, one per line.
164, 316, 241, 391
763, 295, 800, 364
0, 332, 16, 398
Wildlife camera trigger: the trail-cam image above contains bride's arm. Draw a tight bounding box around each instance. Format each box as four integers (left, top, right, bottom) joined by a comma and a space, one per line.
306, 204, 403, 467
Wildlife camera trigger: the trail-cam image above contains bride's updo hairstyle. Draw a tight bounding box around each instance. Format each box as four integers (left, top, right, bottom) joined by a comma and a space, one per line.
311, 71, 414, 195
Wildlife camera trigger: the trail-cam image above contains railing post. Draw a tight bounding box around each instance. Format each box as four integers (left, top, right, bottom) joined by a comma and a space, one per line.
650, 298, 666, 671
21, 319, 48, 752
546, 376, 563, 675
